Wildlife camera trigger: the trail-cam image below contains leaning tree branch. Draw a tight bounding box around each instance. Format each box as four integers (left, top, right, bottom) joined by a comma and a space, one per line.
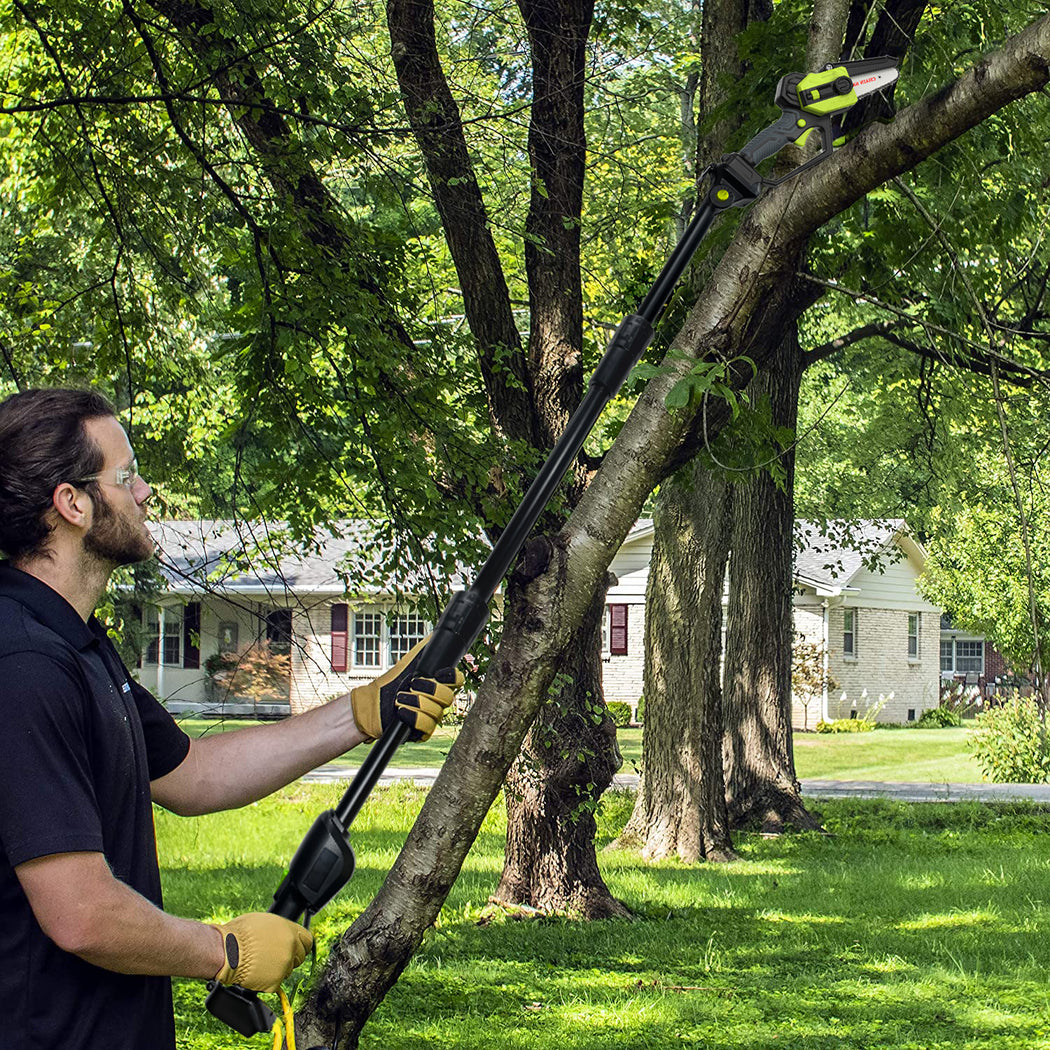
881, 331, 1048, 387
386, 0, 536, 445
804, 318, 909, 363
801, 273, 1050, 386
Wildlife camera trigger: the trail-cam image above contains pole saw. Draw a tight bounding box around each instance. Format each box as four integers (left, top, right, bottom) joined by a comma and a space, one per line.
204, 55, 899, 1042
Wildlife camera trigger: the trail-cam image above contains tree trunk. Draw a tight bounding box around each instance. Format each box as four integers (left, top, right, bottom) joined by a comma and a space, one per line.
616, 460, 735, 862
494, 567, 629, 916
485, 0, 627, 918
721, 328, 822, 833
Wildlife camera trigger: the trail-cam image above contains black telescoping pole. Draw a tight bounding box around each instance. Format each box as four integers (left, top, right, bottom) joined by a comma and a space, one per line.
327, 198, 717, 831
328, 197, 718, 830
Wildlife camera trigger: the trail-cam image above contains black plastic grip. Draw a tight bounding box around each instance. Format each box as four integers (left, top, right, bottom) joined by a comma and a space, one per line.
588, 314, 654, 396
740, 111, 804, 167
205, 982, 276, 1037
271, 809, 356, 919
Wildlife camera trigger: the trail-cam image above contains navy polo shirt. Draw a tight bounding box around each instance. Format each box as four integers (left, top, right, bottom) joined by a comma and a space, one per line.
0, 562, 191, 1050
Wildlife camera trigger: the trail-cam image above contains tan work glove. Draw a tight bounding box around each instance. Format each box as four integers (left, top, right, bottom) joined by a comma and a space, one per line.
212, 912, 313, 993
350, 638, 465, 742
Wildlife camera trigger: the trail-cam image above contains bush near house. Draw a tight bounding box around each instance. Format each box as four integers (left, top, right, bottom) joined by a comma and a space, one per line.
606, 701, 632, 727
915, 705, 963, 728
815, 717, 877, 733
969, 695, 1050, 783
206, 645, 291, 705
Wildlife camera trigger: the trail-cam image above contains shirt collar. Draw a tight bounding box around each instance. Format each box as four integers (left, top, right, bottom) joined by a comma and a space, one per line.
0, 561, 97, 651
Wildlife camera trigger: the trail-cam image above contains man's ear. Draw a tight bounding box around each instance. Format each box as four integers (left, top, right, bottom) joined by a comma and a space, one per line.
51, 482, 92, 528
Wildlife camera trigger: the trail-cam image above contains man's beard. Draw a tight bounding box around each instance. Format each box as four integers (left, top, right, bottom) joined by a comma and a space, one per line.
83, 490, 154, 567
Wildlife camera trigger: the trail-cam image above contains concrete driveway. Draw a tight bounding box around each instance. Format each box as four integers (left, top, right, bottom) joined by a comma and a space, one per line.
302, 765, 1050, 803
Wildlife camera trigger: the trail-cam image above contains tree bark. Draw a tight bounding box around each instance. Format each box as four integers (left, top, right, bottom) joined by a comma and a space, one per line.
489, 0, 629, 919
385, 0, 535, 444
387, 0, 622, 918
493, 563, 629, 916
615, 461, 736, 862
616, 0, 765, 866
721, 326, 822, 832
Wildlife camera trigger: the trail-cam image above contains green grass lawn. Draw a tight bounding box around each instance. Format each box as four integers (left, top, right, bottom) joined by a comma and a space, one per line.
163, 785, 1050, 1049
174, 719, 982, 782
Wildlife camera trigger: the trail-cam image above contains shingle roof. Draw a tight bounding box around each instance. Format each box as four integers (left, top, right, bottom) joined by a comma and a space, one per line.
150, 519, 475, 597
793, 519, 907, 591
149, 516, 912, 599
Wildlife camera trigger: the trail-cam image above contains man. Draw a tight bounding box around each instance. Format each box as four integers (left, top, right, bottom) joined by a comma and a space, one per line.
0, 387, 463, 1050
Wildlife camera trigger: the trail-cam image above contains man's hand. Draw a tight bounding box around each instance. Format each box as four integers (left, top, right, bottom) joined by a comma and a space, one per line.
212, 912, 313, 993
350, 639, 465, 742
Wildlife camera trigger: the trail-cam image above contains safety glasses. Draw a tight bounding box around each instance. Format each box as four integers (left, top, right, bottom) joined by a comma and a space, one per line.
76, 457, 141, 490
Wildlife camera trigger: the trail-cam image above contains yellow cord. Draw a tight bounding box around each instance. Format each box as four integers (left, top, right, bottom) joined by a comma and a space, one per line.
269, 988, 297, 1050
281, 988, 297, 1050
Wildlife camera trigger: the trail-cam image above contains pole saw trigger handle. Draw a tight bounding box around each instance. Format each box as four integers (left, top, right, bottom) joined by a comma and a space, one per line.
704, 56, 898, 209
739, 57, 899, 178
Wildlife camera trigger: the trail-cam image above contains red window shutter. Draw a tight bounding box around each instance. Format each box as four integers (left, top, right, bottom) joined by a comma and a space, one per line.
331, 604, 348, 672
183, 602, 201, 670
609, 604, 628, 656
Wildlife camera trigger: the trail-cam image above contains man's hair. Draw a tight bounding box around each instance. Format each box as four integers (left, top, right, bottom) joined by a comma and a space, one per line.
0, 387, 117, 560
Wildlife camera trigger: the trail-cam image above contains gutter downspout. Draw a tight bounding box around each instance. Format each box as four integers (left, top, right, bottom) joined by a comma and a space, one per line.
821, 599, 830, 723
157, 605, 166, 701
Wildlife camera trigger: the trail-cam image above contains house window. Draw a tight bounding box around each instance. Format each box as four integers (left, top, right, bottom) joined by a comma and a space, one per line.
941, 639, 985, 675
145, 609, 181, 666
266, 609, 293, 655
609, 605, 628, 656
908, 613, 920, 659
390, 613, 427, 663
940, 639, 953, 672
218, 621, 239, 653
353, 612, 382, 668
843, 609, 857, 658
956, 640, 984, 674
183, 602, 201, 670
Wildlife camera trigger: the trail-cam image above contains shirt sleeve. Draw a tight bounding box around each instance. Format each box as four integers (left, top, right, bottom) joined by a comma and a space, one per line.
0, 651, 105, 867
127, 679, 191, 780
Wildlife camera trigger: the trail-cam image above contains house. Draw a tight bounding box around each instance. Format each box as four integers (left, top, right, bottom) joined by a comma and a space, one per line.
939, 614, 1009, 698
137, 517, 985, 727
791, 520, 942, 725
601, 518, 957, 726
137, 520, 472, 715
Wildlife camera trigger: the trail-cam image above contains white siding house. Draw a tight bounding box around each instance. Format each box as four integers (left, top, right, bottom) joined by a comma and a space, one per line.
601, 519, 946, 726
139, 520, 468, 715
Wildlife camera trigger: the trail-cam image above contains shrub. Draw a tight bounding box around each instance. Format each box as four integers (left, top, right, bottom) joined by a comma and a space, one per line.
915, 705, 963, 728
635, 696, 645, 724
815, 717, 877, 733
969, 696, 1050, 783
208, 645, 290, 705
606, 701, 632, 727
